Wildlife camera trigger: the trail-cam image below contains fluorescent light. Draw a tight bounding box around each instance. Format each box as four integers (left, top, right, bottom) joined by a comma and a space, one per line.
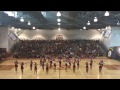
83, 26, 86, 29
20, 17, 24, 22
57, 11, 61, 17
57, 18, 61, 22
28, 21, 31, 25
33, 26, 35, 29
87, 21, 90, 25
104, 11, 109, 16
58, 23, 61, 25
94, 17, 98, 22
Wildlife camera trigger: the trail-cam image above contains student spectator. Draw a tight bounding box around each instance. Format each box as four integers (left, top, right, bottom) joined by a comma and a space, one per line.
12, 40, 105, 59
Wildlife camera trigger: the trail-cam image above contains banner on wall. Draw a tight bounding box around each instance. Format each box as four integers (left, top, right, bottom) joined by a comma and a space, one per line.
116, 47, 120, 56
107, 46, 120, 60
107, 47, 113, 58
8, 33, 17, 41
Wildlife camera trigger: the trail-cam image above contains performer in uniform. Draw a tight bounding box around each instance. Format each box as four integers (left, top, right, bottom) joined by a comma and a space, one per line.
46, 63, 49, 74
69, 60, 71, 68
54, 62, 56, 72
77, 60, 79, 70
14, 60, 18, 72
21, 62, 24, 74
42, 61, 44, 71
86, 62, 89, 73
40, 58, 42, 66
30, 60, 33, 71
59, 60, 61, 68
99, 61, 103, 73
34, 62, 37, 74
73, 62, 76, 73
65, 62, 67, 72
90, 59, 93, 70
50, 59, 52, 68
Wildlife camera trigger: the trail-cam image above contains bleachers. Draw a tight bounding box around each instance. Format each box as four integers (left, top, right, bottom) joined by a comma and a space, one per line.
0, 48, 7, 62
12, 39, 106, 59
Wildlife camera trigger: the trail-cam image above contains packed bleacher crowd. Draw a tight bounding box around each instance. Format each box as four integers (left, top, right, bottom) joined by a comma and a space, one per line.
0, 48, 8, 62
12, 39, 105, 59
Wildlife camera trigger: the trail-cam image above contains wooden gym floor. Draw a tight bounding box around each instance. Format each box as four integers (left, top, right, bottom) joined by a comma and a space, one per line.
0, 57, 120, 79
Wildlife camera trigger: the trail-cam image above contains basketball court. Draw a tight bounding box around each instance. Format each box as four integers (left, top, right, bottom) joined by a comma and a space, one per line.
0, 57, 120, 79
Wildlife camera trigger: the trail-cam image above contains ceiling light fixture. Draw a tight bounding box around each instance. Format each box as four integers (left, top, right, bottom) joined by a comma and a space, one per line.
57, 11, 61, 17
28, 21, 31, 25
57, 18, 61, 22
33, 26, 35, 29
58, 23, 61, 25
104, 11, 109, 16
20, 17, 24, 22
83, 26, 86, 29
117, 21, 120, 25
94, 17, 98, 22
87, 21, 90, 25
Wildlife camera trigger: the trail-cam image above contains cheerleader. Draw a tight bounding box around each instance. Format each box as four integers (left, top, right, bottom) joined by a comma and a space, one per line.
42, 61, 44, 71
34, 62, 37, 74
73, 62, 76, 73
99, 61, 103, 73
54, 62, 56, 71
69, 60, 71, 68
46, 63, 49, 74
50, 59, 52, 68
40, 59, 42, 66
86, 62, 89, 73
30, 60, 33, 71
65, 62, 67, 72
21, 62, 24, 74
59, 60, 61, 68
90, 59, 93, 69
14, 60, 18, 72
77, 60, 79, 70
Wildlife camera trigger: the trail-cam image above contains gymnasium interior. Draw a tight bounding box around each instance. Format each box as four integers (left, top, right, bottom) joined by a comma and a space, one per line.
0, 11, 120, 79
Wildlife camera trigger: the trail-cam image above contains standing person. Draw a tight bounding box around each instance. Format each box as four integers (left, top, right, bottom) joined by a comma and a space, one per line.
69, 60, 71, 68
34, 62, 37, 74
54, 62, 56, 72
21, 62, 24, 75
86, 62, 89, 73
50, 59, 52, 68
101, 60, 104, 69
99, 61, 102, 73
90, 59, 93, 70
59, 60, 61, 68
73, 62, 76, 73
99, 60, 103, 73
30, 60, 33, 71
14, 60, 18, 72
65, 61, 67, 72
40, 58, 42, 66
77, 60, 79, 70
42, 61, 44, 71
46, 63, 49, 74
